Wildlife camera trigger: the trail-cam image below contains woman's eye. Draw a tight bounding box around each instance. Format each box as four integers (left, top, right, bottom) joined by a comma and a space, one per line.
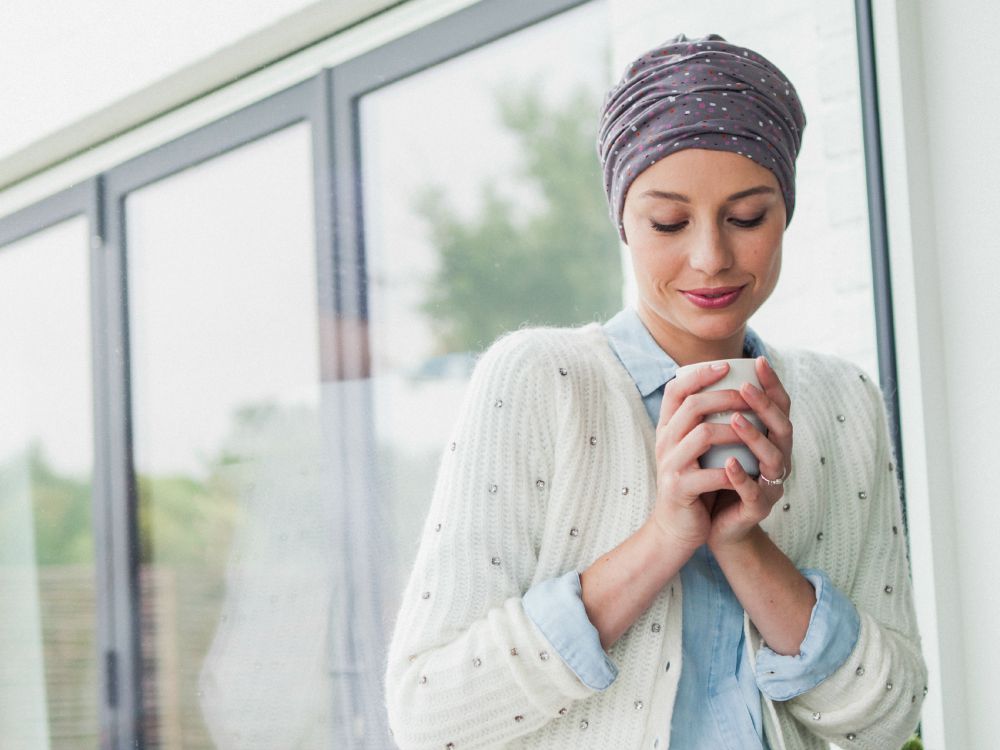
650, 219, 686, 234
731, 212, 767, 228
650, 212, 766, 234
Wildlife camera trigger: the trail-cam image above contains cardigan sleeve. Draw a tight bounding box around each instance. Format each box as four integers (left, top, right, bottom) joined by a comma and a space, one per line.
384, 329, 598, 750
775, 371, 928, 749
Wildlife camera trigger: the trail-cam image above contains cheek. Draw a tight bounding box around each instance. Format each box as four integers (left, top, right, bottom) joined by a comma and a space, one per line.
631, 246, 681, 288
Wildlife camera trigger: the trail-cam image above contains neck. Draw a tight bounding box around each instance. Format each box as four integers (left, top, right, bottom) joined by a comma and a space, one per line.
635, 303, 747, 366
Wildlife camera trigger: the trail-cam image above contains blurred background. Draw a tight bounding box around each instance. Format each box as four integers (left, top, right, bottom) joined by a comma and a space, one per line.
0, 0, 994, 748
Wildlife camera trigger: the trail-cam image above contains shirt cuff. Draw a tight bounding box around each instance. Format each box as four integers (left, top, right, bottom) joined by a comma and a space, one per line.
522, 570, 618, 691
754, 567, 860, 701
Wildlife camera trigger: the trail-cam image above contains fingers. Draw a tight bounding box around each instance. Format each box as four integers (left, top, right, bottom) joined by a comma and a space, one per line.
658, 388, 751, 450
755, 356, 791, 414
739, 358, 794, 478
671, 468, 733, 504
658, 361, 730, 428
731, 412, 787, 480
670, 421, 741, 468
724, 457, 772, 518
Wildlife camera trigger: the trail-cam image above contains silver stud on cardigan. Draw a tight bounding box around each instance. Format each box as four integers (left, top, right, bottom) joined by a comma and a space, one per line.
846, 733, 857, 741
491, 557, 501, 566
782, 503, 790, 511
422, 591, 430, 600
473, 657, 482, 667
812, 712, 821, 721
488, 483, 498, 494
820, 456, 826, 465
419, 675, 427, 684
494, 399, 503, 408
589, 436, 598, 446
569, 527, 580, 537
817, 532, 824, 541
651, 622, 661, 633
634, 701, 643, 710
514, 715, 524, 723
856, 666, 865, 676
536, 479, 546, 490
559, 367, 568, 376
434, 523, 442, 532
622, 486, 629, 495
510, 648, 518, 656
580, 719, 589, 730
858, 491, 868, 499
924, 685, 928, 696
450, 442, 456, 451
837, 415, 846, 423
886, 681, 893, 690
446, 743, 454, 749
559, 707, 568, 716
885, 585, 894, 594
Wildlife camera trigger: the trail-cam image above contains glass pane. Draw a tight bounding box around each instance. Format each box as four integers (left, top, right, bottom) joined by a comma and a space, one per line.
124, 123, 336, 748
358, 0, 615, 713
0, 216, 99, 748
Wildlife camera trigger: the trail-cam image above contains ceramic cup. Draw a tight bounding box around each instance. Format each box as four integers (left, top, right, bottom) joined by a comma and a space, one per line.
674, 357, 766, 477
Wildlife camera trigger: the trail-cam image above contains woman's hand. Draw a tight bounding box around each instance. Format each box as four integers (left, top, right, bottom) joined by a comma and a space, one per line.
650, 361, 751, 551
706, 355, 794, 551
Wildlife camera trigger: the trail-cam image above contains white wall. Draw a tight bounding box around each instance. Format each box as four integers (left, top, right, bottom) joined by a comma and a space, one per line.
875, 0, 1000, 747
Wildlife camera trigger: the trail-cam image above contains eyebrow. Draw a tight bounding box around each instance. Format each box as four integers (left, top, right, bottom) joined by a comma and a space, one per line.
639, 185, 776, 203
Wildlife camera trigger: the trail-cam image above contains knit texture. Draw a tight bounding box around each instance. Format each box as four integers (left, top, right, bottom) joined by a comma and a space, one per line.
384, 322, 926, 750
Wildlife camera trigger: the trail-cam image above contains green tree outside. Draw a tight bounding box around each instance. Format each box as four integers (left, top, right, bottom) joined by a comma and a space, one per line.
414, 79, 624, 354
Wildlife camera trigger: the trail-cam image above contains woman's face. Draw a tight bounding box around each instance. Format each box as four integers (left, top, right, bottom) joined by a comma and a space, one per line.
620, 148, 786, 365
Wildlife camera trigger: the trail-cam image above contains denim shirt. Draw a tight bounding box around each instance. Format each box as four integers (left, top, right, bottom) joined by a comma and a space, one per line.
523, 306, 860, 749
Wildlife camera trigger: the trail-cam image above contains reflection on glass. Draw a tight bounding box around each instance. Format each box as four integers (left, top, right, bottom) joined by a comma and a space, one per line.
0, 217, 98, 748
124, 123, 334, 748
359, 0, 617, 709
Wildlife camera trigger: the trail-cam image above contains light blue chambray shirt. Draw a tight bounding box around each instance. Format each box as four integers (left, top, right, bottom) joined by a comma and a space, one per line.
523, 306, 861, 749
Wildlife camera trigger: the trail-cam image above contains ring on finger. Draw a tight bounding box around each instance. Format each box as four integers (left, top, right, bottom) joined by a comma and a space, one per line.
759, 465, 788, 486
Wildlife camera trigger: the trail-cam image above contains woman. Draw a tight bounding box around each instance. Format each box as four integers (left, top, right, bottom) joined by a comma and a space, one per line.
384, 33, 926, 749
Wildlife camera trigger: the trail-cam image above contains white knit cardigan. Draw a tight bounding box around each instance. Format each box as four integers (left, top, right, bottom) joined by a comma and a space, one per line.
384, 322, 927, 750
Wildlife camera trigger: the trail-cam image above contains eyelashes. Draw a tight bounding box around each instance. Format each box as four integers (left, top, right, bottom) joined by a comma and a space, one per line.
650, 213, 767, 234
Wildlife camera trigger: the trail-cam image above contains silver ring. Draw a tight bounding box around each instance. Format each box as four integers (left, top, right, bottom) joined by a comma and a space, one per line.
759, 465, 787, 486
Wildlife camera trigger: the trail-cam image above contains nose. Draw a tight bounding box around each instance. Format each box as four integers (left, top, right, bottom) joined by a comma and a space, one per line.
687, 221, 734, 276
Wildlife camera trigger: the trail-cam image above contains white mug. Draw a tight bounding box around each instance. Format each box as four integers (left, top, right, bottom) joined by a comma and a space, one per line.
673, 357, 766, 477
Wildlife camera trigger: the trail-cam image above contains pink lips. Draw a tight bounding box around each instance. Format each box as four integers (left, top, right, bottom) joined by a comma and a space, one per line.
681, 285, 746, 309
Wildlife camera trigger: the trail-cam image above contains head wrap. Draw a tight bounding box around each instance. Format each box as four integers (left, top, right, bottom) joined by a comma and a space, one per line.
597, 33, 807, 243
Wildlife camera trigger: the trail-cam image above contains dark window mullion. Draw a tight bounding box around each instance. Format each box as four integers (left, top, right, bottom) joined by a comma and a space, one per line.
854, 0, 908, 534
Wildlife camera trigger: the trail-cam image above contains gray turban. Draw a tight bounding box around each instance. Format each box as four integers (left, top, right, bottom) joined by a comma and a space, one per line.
597, 33, 807, 243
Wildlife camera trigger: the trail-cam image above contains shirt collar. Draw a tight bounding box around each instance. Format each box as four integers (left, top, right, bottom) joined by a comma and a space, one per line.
602, 306, 771, 398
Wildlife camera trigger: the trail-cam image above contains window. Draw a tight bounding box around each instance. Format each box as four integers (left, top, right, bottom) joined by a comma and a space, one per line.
0, 215, 99, 748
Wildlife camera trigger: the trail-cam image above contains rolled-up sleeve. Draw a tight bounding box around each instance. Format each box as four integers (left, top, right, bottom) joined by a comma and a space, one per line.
754, 567, 860, 701
523, 570, 619, 691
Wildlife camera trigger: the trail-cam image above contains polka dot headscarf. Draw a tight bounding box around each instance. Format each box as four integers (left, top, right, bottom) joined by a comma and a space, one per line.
597, 33, 807, 244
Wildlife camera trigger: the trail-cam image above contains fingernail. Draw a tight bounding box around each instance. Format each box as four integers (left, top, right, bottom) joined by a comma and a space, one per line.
710, 362, 728, 371
760, 357, 772, 371
733, 413, 748, 427
743, 383, 761, 396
